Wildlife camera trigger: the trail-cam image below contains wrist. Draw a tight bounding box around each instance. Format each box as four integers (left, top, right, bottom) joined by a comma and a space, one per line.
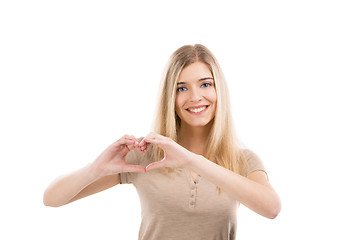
185, 152, 204, 172
86, 162, 104, 180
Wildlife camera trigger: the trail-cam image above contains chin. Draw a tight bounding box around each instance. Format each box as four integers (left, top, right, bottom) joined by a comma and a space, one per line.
185, 118, 214, 128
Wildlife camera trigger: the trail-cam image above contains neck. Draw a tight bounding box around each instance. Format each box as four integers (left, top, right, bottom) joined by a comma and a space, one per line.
177, 122, 213, 156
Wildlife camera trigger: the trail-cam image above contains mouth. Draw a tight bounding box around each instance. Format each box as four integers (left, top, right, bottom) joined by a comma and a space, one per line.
186, 105, 209, 114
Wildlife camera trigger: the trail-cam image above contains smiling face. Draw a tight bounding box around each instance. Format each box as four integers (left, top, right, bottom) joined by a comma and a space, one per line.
175, 61, 217, 128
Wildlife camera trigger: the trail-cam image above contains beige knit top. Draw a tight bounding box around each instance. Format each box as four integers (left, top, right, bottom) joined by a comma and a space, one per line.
120, 149, 266, 240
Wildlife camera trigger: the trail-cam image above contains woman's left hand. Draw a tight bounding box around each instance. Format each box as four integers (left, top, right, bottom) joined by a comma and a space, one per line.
137, 132, 195, 171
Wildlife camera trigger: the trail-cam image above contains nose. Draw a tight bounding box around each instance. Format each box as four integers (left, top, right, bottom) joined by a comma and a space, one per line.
189, 87, 202, 102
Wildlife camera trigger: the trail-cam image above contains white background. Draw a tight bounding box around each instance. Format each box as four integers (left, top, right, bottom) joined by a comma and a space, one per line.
1, 0, 359, 239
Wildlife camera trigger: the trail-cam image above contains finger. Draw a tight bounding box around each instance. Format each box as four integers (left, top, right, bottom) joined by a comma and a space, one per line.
139, 136, 164, 148
145, 160, 166, 171
112, 140, 136, 152
114, 136, 138, 148
138, 133, 170, 153
124, 164, 147, 173
138, 140, 150, 151
136, 144, 148, 154
114, 136, 132, 144
128, 135, 140, 144
127, 144, 136, 151
127, 135, 141, 150
139, 132, 158, 144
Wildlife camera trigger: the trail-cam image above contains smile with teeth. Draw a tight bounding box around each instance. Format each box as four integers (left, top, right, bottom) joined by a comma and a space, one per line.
186, 105, 209, 113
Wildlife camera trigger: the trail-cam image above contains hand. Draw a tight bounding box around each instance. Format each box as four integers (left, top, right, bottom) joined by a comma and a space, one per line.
91, 135, 146, 177
138, 132, 195, 171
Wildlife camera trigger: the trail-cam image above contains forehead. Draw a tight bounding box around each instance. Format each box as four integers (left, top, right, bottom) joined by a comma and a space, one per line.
178, 62, 213, 83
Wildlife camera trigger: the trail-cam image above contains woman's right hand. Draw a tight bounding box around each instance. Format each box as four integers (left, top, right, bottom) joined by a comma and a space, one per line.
90, 135, 146, 177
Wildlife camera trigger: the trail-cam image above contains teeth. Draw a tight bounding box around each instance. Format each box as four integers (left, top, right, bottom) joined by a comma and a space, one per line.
188, 106, 206, 113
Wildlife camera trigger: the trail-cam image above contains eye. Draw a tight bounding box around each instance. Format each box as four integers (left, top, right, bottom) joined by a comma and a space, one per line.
176, 86, 187, 92
201, 82, 212, 88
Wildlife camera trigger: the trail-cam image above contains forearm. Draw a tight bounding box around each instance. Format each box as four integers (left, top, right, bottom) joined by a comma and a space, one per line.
187, 154, 280, 219
43, 164, 100, 207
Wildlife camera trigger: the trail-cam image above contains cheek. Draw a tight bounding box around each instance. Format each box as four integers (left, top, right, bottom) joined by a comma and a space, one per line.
210, 89, 217, 114
210, 88, 217, 104
175, 96, 183, 114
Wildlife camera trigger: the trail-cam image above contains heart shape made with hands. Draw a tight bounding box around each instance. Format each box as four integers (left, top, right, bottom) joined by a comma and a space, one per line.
121, 132, 193, 172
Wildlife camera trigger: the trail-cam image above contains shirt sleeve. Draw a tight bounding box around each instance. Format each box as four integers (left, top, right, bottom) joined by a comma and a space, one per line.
243, 149, 267, 176
119, 149, 141, 184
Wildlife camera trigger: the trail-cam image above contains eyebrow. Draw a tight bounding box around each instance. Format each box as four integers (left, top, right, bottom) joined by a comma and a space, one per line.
177, 77, 214, 85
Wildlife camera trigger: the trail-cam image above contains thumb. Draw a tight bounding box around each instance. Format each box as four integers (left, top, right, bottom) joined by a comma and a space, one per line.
123, 164, 147, 173
145, 159, 166, 172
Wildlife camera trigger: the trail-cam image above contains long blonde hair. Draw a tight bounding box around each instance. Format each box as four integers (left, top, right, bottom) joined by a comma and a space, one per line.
145, 44, 248, 191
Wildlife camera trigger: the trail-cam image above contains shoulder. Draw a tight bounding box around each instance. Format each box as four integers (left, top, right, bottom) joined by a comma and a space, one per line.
240, 148, 266, 176
241, 148, 260, 161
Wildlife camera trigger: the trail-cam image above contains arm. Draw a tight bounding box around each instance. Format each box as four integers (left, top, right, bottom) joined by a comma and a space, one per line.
188, 155, 281, 219
139, 133, 281, 219
43, 165, 119, 207
43, 135, 146, 207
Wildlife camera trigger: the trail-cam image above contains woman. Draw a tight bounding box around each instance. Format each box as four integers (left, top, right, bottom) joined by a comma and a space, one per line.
43, 44, 281, 239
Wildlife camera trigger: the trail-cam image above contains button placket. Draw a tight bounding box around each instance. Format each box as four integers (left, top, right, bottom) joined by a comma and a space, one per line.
185, 169, 201, 209
189, 189, 196, 208
189, 181, 199, 208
